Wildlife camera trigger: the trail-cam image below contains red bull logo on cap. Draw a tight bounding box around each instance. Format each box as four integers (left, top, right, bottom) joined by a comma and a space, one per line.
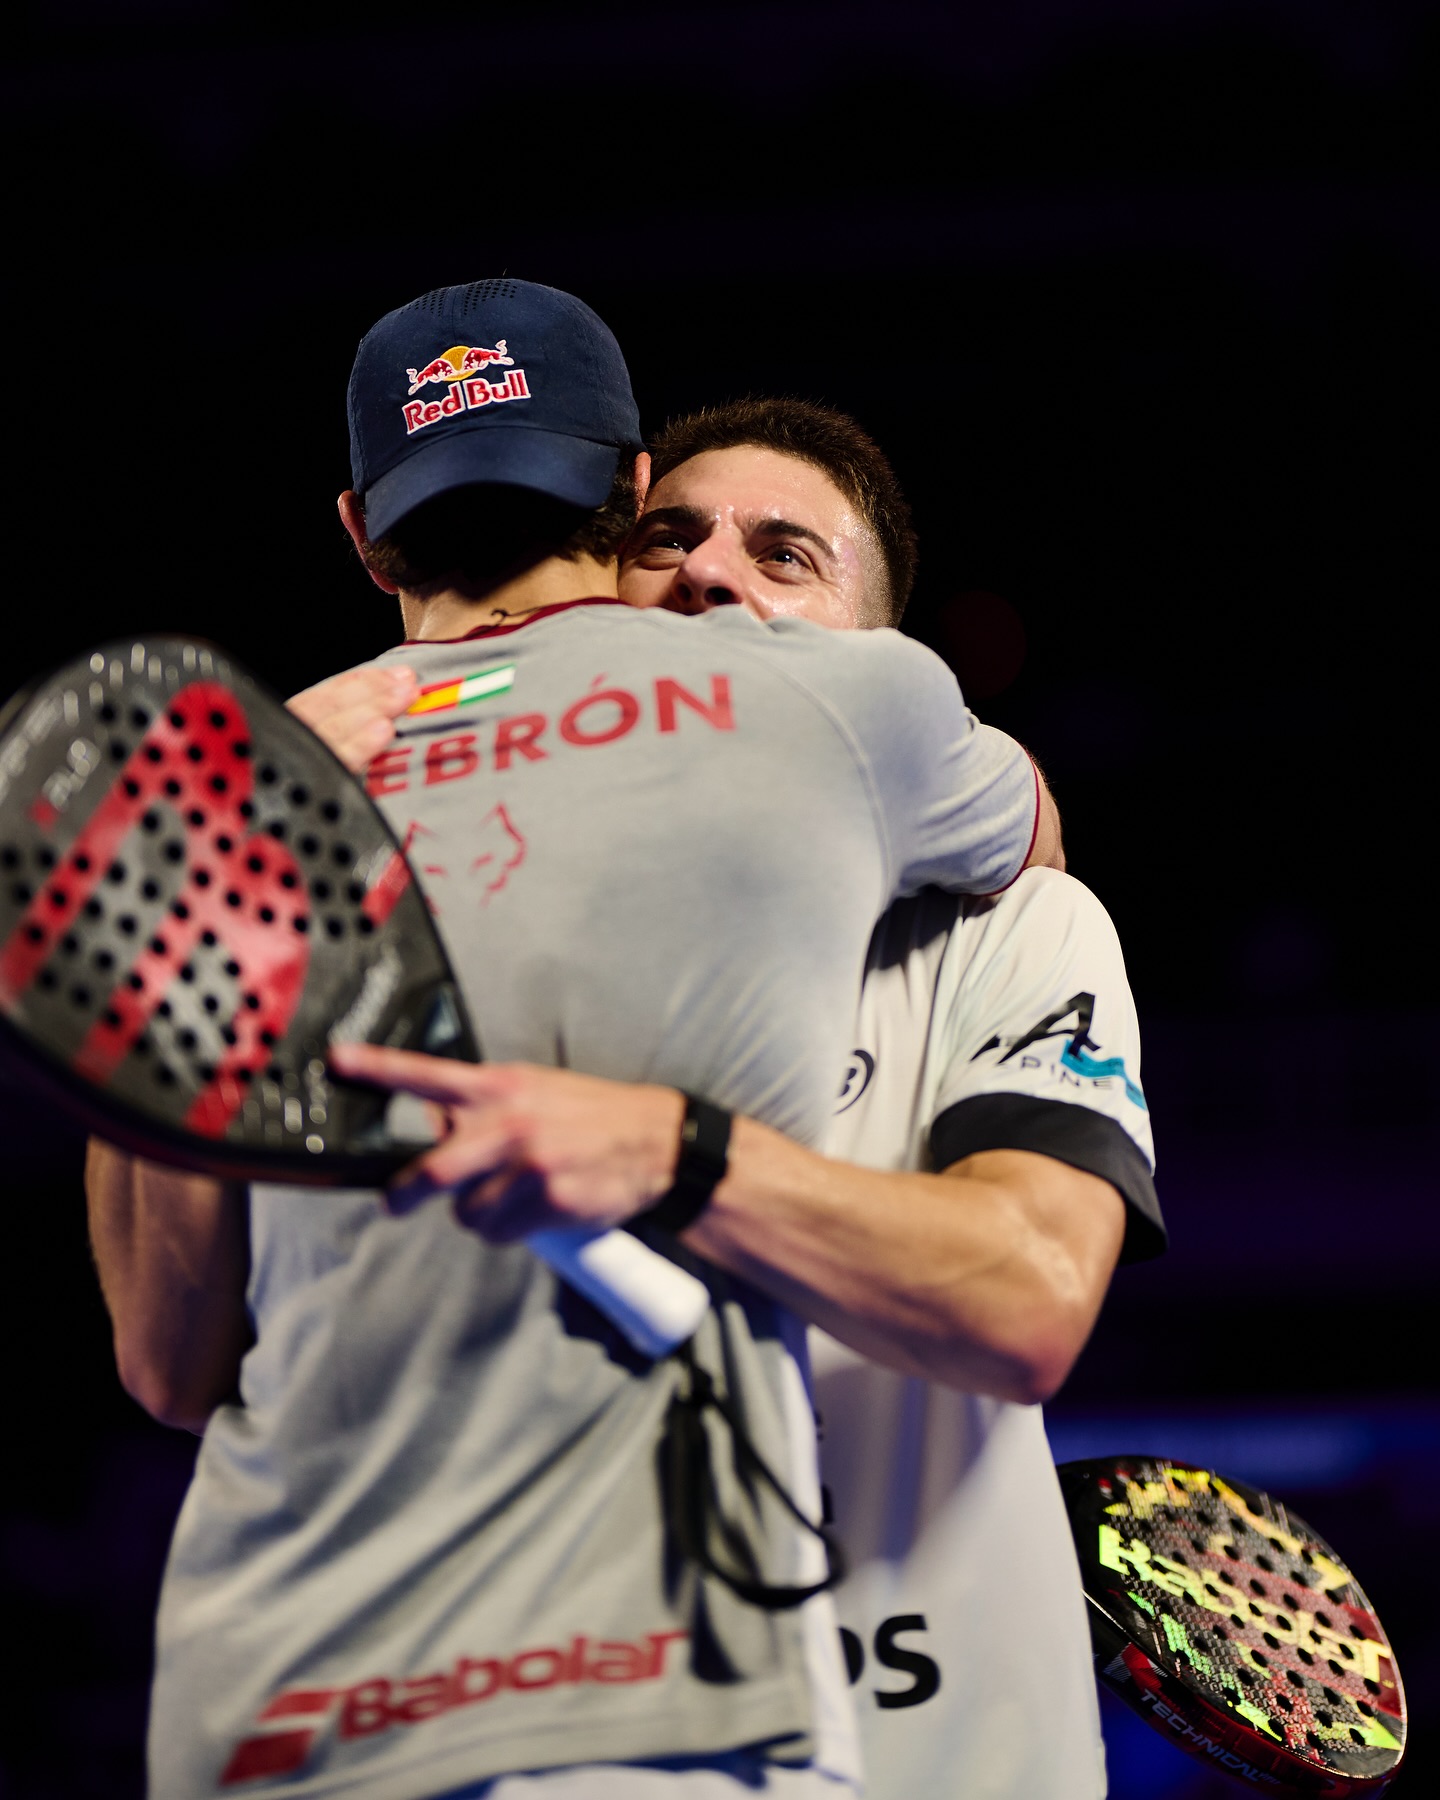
407, 342, 515, 395
402, 341, 531, 436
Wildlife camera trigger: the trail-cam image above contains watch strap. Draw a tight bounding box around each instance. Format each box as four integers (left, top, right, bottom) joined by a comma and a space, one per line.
641, 1093, 731, 1233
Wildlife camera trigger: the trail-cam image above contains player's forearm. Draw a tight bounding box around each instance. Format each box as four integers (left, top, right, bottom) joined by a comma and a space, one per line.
319, 1050, 1120, 1397
84, 1140, 252, 1431
683, 1122, 1114, 1402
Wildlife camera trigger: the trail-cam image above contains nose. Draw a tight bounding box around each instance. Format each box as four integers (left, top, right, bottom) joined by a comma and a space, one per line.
669, 534, 745, 615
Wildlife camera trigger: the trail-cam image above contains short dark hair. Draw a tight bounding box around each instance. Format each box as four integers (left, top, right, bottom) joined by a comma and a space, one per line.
647, 398, 918, 625
363, 458, 637, 591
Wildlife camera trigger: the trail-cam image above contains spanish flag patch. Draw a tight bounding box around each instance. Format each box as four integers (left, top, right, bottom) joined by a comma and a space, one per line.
407, 662, 517, 716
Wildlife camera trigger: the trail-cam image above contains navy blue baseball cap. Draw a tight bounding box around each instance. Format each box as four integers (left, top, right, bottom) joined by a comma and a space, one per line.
347, 278, 644, 542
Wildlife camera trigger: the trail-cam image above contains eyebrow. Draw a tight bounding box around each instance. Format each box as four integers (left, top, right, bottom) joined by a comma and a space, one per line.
637, 505, 836, 562
635, 505, 708, 534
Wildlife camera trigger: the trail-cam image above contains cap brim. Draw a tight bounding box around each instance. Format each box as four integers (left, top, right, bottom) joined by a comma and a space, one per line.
362, 427, 621, 542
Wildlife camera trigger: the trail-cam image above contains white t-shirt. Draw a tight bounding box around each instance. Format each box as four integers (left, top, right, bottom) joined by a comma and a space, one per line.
815, 870, 1165, 1800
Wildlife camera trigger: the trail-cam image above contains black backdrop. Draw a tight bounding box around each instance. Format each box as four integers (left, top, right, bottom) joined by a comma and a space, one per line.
2, 2, 1437, 1794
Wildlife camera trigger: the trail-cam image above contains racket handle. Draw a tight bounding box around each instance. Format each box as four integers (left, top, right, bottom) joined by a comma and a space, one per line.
525, 1224, 710, 1359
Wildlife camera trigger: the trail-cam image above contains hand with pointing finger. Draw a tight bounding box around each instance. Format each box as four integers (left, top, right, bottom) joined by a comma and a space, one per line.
327, 1044, 686, 1241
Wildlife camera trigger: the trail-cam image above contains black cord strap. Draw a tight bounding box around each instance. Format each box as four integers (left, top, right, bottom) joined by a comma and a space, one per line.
639, 1093, 731, 1234
661, 1342, 846, 1612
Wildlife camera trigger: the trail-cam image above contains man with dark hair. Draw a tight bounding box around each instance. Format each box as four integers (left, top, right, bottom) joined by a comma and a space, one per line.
87, 282, 1067, 1800
627, 402, 1161, 1797
644, 399, 919, 626
337, 397, 1164, 1800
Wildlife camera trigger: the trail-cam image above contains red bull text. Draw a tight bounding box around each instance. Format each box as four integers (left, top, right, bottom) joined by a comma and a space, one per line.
403, 369, 531, 436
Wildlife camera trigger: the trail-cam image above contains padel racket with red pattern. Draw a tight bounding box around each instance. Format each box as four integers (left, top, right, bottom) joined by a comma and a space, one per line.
1059, 1456, 1405, 1793
0, 637, 711, 1357
0, 637, 474, 1184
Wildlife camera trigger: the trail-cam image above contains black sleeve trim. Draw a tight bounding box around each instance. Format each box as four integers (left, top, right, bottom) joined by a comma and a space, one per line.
929, 1093, 1166, 1264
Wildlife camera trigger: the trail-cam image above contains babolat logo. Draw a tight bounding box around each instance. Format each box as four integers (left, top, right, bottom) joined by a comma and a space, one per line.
220, 1629, 688, 1787
402, 341, 531, 435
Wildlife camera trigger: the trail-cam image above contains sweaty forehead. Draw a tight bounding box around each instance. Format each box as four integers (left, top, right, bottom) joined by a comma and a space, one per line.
647, 445, 855, 538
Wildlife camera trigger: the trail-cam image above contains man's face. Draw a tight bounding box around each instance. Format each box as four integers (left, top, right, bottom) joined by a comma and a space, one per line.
618, 446, 878, 630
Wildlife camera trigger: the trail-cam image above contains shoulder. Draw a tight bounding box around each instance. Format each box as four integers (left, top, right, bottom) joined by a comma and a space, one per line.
858, 874, 1128, 1063
680, 612, 955, 689
959, 868, 1126, 953
865, 872, 1123, 986
936, 872, 1139, 1064
762, 617, 958, 689
586, 608, 957, 692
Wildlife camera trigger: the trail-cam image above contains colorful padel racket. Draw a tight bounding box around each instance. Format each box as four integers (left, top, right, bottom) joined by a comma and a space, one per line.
1059, 1456, 1405, 1794
0, 637, 709, 1359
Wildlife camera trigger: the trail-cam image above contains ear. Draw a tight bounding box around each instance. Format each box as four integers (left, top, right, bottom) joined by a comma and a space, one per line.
632, 451, 651, 515
338, 490, 400, 595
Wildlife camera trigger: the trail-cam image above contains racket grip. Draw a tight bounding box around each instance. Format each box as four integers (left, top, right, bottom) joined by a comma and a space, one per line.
525, 1223, 711, 1359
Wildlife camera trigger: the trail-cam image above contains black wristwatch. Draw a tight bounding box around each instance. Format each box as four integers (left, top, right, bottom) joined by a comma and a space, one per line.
639, 1093, 732, 1233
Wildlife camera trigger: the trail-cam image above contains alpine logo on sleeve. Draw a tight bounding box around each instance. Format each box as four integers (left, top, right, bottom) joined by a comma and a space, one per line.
970, 992, 1146, 1110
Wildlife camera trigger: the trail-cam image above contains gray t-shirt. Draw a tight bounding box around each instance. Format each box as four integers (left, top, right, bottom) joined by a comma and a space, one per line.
148, 600, 1037, 1799
362, 600, 1036, 1146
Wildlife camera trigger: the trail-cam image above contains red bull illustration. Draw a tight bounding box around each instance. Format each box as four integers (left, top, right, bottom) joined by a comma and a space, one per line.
406, 342, 514, 395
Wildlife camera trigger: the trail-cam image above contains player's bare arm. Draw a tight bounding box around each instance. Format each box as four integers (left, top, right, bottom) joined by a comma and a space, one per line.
683, 1130, 1120, 1402
329, 1045, 1124, 1403
85, 1140, 251, 1431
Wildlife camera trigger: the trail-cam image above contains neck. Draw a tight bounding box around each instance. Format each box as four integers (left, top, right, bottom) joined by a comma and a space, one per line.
399, 553, 619, 641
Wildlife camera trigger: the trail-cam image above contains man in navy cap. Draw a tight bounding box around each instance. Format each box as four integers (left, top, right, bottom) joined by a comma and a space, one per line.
88, 280, 1072, 1800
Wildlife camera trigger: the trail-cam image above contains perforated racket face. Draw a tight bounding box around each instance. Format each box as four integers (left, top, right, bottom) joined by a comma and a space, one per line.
1059, 1457, 1405, 1794
0, 638, 476, 1183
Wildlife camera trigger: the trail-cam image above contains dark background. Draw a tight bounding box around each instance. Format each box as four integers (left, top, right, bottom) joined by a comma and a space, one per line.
2, 1, 1436, 1794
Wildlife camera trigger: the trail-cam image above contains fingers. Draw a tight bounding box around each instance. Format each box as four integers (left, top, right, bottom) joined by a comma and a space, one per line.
326, 709, 400, 772
385, 1142, 470, 1215
330, 1046, 525, 1217
412, 1123, 519, 1193
290, 664, 418, 719
329, 1041, 503, 1105
452, 1168, 552, 1242
330, 1047, 539, 1229
287, 667, 419, 772
387, 1131, 516, 1215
